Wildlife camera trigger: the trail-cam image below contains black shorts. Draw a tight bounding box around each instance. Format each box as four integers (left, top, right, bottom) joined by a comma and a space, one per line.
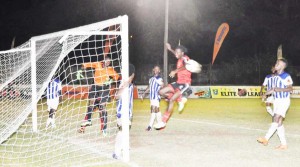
170, 82, 192, 97
88, 85, 110, 104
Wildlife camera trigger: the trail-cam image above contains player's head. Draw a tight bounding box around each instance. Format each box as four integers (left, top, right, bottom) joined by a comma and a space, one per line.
152, 65, 161, 75
103, 57, 111, 67
175, 45, 187, 59
271, 66, 276, 74
275, 58, 288, 71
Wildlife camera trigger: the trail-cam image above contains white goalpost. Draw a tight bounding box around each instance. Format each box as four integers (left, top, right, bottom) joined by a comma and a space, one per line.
0, 15, 129, 166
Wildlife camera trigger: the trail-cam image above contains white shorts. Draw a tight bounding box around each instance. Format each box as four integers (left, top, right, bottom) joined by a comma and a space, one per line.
150, 99, 160, 107
265, 96, 274, 104
273, 98, 290, 118
47, 98, 59, 111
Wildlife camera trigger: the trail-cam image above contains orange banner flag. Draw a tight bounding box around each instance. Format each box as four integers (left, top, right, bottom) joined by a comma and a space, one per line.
212, 23, 229, 65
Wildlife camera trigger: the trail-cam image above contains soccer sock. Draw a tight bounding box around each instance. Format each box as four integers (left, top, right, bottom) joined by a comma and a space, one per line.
266, 106, 274, 116
162, 111, 171, 123
85, 106, 93, 121
51, 114, 55, 125
46, 118, 52, 127
177, 95, 182, 102
49, 109, 55, 118
102, 110, 107, 130
156, 112, 162, 123
277, 125, 287, 145
265, 122, 278, 140
149, 112, 156, 127
114, 131, 122, 157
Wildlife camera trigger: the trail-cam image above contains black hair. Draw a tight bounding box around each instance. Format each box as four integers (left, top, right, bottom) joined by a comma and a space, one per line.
175, 45, 188, 53
279, 58, 288, 68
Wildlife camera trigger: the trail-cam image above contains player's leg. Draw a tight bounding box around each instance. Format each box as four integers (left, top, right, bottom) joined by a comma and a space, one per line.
257, 101, 280, 145
99, 87, 110, 136
113, 122, 122, 159
159, 84, 175, 100
46, 108, 55, 129
162, 90, 181, 123
274, 100, 289, 149
265, 95, 274, 117
78, 86, 97, 133
82, 99, 95, 125
275, 116, 287, 149
146, 105, 156, 131
155, 107, 162, 124
266, 102, 274, 117
99, 103, 108, 136
178, 85, 192, 112
46, 98, 59, 129
81, 85, 97, 126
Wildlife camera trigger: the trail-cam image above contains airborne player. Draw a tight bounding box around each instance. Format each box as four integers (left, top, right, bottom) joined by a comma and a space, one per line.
155, 43, 192, 129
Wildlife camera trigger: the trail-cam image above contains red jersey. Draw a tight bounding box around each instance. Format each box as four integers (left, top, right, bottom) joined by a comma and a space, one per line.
176, 55, 192, 84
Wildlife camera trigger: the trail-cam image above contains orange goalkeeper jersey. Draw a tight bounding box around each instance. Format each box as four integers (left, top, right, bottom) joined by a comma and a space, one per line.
82, 62, 119, 86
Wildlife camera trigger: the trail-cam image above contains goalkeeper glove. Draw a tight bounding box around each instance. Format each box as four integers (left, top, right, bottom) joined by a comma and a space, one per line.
104, 76, 114, 86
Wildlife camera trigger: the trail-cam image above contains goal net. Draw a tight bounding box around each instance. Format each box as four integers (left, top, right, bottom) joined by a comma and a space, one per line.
0, 15, 129, 166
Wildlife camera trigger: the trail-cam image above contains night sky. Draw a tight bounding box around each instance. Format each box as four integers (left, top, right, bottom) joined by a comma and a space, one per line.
1, 0, 300, 66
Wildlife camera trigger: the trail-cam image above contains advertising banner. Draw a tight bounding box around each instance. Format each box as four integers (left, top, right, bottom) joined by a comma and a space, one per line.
135, 85, 211, 99
291, 86, 300, 98
210, 86, 262, 98
190, 86, 211, 98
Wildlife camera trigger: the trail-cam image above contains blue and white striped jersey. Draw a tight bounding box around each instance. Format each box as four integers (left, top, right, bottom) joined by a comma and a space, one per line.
117, 83, 133, 119
262, 74, 275, 91
273, 72, 293, 99
47, 79, 62, 99
149, 75, 163, 101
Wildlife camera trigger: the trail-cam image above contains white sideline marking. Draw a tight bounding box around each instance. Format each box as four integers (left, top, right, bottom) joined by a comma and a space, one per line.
135, 115, 300, 138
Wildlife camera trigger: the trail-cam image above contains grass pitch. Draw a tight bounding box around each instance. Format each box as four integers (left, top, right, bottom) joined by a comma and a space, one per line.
125, 98, 300, 167
1, 98, 300, 167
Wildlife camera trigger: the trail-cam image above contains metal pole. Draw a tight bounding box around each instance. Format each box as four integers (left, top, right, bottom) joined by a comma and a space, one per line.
163, 0, 169, 85
30, 39, 37, 132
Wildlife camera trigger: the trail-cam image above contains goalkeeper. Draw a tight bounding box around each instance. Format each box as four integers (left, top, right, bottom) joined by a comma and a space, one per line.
78, 57, 119, 135
112, 64, 135, 160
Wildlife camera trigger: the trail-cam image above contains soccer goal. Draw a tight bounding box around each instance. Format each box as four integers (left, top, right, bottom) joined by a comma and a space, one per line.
0, 15, 130, 166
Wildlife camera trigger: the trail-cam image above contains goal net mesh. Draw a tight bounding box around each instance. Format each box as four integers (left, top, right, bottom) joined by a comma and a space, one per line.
0, 16, 128, 166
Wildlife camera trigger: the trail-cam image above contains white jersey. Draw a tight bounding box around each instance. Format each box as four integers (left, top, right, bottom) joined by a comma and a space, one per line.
149, 75, 163, 101
273, 72, 293, 99
262, 74, 275, 91
117, 84, 133, 119
47, 79, 62, 100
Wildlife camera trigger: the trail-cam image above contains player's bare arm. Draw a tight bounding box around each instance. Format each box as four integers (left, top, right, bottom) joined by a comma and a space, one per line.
166, 43, 176, 56
116, 73, 135, 99
141, 86, 150, 101
259, 85, 265, 96
169, 66, 186, 78
274, 85, 293, 92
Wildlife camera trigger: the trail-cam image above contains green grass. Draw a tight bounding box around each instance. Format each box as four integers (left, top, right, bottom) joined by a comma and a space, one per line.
1, 98, 300, 167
